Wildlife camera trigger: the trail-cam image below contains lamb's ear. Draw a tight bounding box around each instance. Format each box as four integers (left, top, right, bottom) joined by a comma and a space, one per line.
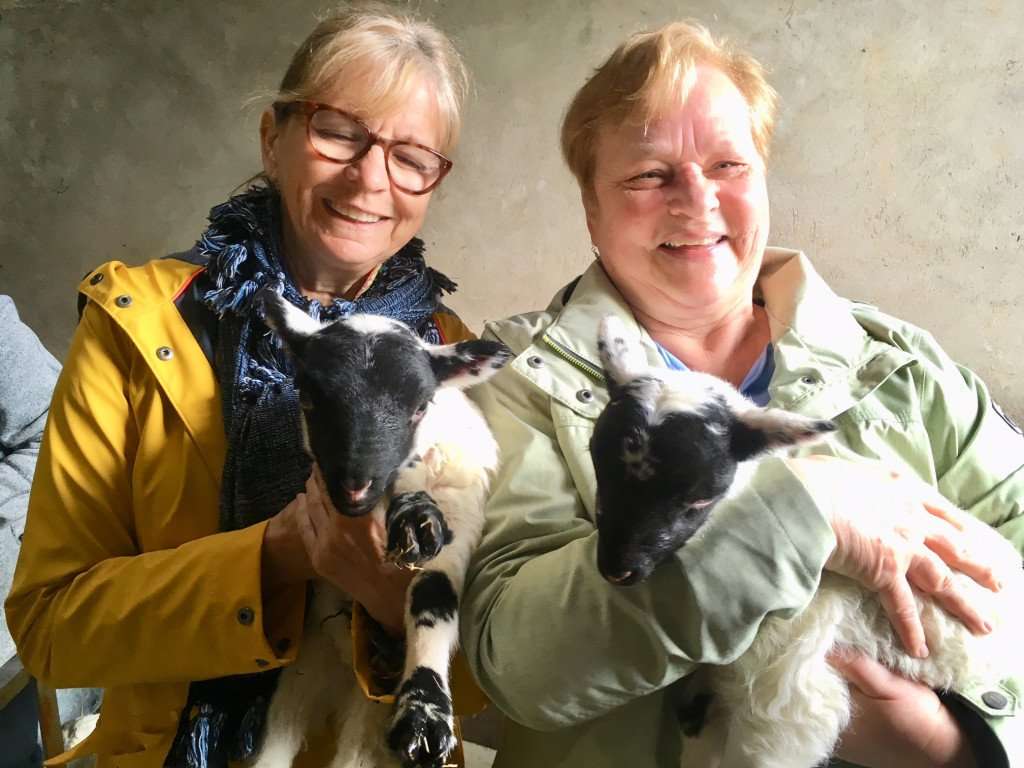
428, 339, 513, 389
730, 407, 836, 462
258, 289, 326, 357
597, 315, 648, 396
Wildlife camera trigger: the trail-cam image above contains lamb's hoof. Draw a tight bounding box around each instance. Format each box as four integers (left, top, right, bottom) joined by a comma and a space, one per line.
387, 668, 455, 768
676, 691, 713, 737
386, 491, 452, 567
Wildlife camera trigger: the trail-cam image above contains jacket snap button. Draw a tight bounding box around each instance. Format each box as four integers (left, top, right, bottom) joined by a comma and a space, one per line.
89, 273, 104, 285
982, 691, 1008, 710
156, 346, 174, 361
237, 606, 255, 626
115, 294, 132, 308
576, 389, 594, 403
527, 355, 544, 368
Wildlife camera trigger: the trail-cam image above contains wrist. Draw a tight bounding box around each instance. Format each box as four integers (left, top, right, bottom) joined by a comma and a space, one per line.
363, 593, 406, 637
927, 704, 977, 768
262, 513, 313, 589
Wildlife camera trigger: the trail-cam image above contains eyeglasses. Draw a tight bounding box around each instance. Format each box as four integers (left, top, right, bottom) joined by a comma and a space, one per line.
273, 100, 453, 195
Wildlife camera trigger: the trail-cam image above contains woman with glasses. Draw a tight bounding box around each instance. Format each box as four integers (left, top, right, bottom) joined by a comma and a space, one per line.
5, 5, 484, 767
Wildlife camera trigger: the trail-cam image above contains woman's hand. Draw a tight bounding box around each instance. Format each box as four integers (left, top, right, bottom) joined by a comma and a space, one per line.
262, 465, 414, 635
829, 650, 976, 768
786, 456, 1001, 658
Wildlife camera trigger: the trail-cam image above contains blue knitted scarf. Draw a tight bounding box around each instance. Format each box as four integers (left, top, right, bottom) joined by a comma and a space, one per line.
165, 185, 456, 767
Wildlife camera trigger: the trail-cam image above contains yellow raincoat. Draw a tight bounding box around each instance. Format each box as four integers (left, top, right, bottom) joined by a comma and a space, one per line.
5, 256, 485, 767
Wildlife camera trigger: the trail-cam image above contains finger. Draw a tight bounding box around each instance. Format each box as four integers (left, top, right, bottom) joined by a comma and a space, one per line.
923, 526, 1001, 593
294, 493, 319, 545
307, 466, 325, 504
907, 550, 992, 635
828, 649, 902, 699
877, 576, 928, 658
303, 473, 334, 529
918, 490, 968, 531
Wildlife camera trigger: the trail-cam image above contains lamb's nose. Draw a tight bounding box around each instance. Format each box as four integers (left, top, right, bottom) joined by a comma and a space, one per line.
607, 570, 634, 584
345, 481, 372, 503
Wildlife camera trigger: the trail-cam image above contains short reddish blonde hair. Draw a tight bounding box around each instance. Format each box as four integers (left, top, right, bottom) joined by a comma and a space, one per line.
561, 22, 778, 193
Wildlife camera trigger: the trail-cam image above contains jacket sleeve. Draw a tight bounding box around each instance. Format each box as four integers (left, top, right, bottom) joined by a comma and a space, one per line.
895, 322, 1024, 766
4, 301, 304, 688
0, 295, 61, 528
460, 342, 837, 732
434, 309, 477, 344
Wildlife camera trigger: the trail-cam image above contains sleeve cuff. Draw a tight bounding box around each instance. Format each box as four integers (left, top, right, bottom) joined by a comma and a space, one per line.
677, 457, 836, 661
199, 520, 305, 672
941, 679, 1022, 768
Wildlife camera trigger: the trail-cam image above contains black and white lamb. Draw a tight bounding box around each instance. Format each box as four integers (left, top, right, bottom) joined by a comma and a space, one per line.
590, 315, 1022, 768
252, 293, 510, 768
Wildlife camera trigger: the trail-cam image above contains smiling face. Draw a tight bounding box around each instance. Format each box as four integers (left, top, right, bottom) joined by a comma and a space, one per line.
584, 64, 770, 318
260, 74, 444, 284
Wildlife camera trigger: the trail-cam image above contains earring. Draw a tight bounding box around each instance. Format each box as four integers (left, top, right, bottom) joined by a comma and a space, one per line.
591, 244, 601, 260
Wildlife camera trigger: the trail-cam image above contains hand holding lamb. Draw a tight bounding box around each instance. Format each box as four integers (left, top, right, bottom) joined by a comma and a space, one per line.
787, 455, 1001, 658
266, 465, 416, 635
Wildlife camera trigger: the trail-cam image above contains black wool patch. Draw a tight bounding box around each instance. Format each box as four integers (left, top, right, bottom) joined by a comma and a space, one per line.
396, 667, 452, 714
677, 692, 714, 737
729, 418, 770, 461
410, 572, 458, 623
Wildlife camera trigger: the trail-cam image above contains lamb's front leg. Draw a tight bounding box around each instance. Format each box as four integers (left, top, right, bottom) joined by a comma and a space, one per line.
387, 568, 460, 767
384, 481, 484, 768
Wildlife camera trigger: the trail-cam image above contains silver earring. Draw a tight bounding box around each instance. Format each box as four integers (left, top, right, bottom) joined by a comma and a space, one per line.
591, 244, 601, 260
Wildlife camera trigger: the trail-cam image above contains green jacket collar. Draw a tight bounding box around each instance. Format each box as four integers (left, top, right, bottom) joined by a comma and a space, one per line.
757, 248, 917, 418
496, 248, 917, 421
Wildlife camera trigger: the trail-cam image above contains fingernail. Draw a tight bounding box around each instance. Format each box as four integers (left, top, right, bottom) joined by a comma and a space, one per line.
983, 622, 993, 634
995, 580, 1004, 591
917, 644, 929, 658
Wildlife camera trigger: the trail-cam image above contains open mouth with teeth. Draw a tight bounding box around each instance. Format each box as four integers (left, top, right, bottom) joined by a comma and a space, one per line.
323, 199, 388, 224
659, 235, 728, 252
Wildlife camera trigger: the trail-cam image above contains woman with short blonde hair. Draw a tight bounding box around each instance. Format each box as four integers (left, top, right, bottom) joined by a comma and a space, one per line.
463, 20, 1023, 768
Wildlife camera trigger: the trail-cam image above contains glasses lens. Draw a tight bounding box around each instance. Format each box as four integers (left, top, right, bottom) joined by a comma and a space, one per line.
388, 144, 445, 192
308, 109, 369, 161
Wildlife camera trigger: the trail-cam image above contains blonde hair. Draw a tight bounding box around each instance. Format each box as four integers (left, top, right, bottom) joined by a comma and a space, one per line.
277, 2, 469, 153
561, 22, 778, 193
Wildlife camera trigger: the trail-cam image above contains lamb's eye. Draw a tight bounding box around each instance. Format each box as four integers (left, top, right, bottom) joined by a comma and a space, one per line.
624, 431, 645, 453
411, 401, 430, 422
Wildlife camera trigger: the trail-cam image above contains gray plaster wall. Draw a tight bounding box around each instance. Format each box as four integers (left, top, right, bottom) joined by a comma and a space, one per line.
2, 0, 1021, 419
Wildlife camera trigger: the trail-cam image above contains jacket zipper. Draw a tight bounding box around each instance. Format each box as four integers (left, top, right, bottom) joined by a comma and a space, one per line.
541, 333, 605, 382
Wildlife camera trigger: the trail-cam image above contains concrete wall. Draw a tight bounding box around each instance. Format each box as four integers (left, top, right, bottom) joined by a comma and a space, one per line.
2, 0, 1021, 418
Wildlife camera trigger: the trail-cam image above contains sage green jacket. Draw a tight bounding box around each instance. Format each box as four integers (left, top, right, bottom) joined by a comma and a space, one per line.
462, 248, 1024, 767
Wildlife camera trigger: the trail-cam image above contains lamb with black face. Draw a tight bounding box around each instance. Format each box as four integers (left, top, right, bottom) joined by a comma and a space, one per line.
253, 290, 511, 768
591, 389, 743, 585
591, 315, 835, 587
